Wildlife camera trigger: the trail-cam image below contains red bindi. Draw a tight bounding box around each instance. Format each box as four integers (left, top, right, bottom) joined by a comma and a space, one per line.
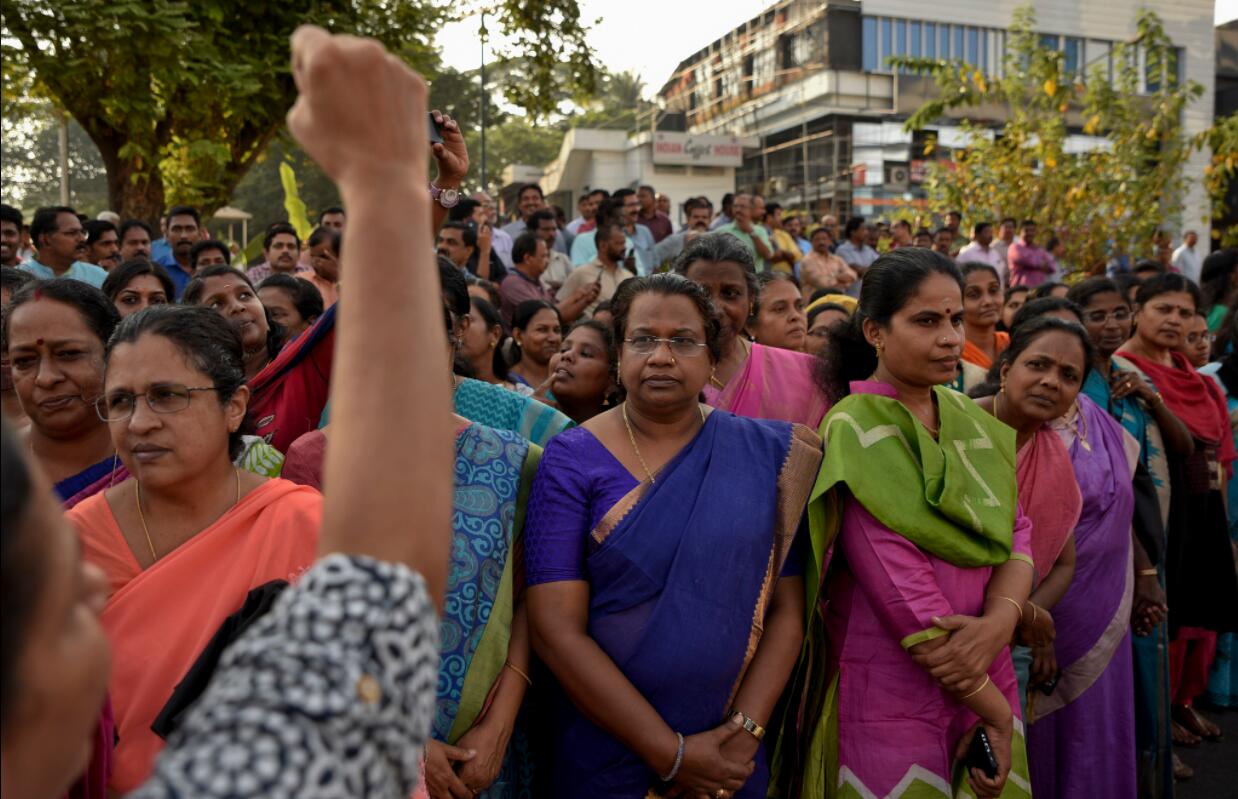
35, 337, 44, 346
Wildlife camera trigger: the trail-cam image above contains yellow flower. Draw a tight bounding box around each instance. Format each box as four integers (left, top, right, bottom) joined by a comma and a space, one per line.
1083, 115, 1101, 135
1044, 78, 1057, 97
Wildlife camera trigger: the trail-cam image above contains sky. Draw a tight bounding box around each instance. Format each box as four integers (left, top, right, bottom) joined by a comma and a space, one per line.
437, 0, 1238, 101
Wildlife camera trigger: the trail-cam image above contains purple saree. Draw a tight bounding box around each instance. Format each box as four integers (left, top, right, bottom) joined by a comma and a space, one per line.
1027, 396, 1137, 797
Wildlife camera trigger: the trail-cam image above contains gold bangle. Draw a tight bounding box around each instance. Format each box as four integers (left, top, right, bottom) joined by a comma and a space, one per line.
991, 595, 1023, 620
503, 661, 532, 686
1137, 568, 1159, 577
1029, 602, 1039, 624
960, 674, 991, 700
729, 709, 766, 741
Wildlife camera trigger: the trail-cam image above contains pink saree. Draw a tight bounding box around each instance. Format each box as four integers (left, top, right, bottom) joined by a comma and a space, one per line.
702, 342, 829, 427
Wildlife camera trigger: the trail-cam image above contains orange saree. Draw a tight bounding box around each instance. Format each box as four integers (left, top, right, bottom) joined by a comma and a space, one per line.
71, 478, 322, 792
962, 330, 1010, 371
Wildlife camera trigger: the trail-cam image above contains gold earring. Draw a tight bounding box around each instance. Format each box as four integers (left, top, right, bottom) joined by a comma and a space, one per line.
874, 340, 884, 356
1000, 375, 1008, 396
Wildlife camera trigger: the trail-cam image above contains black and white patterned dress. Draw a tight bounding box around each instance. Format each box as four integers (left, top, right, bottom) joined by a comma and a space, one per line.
131, 554, 440, 798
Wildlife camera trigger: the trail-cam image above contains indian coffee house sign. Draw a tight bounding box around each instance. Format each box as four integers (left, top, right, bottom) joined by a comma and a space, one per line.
652, 132, 745, 167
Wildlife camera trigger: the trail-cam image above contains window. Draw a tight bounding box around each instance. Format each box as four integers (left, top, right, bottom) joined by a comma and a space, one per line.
955, 26, 965, 61
881, 18, 893, 69
895, 20, 906, 57
1040, 33, 1059, 52
911, 21, 922, 58
981, 30, 989, 72
863, 17, 878, 71
1064, 37, 1081, 76
925, 23, 937, 59
967, 28, 978, 66
940, 25, 951, 59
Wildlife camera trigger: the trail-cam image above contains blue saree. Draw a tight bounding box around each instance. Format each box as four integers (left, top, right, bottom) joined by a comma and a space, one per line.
544, 412, 821, 797
454, 377, 574, 447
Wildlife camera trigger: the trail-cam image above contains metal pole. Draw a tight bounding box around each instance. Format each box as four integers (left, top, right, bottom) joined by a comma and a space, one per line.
480, 11, 488, 189
58, 113, 70, 205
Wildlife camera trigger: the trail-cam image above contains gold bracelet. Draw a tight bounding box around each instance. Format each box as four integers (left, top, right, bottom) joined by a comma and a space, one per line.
1029, 602, 1039, 625
1137, 568, 1159, 577
729, 709, 766, 741
503, 660, 532, 686
991, 595, 1023, 620
960, 674, 991, 700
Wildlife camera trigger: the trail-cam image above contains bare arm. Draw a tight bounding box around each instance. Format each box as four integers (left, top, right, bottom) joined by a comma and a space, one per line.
729, 577, 804, 725
429, 110, 468, 236
289, 29, 452, 605
1028, 533, 1075, 612
556, 281, 599, 323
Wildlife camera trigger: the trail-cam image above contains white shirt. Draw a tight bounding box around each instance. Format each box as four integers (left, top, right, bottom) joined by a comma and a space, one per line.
957, 241, 1006, 281
1172, 243, 1201, 283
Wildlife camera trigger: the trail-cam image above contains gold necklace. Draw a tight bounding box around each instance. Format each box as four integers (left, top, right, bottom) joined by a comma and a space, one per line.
1059, 401, 1092, 452
711, 338, 751, 389
622, 402, 707, 483
136, 467, 241, 562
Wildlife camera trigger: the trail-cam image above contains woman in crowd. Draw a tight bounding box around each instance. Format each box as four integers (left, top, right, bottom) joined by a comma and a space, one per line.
458, 296, 532, 396
185, 264, 335, 452
469, 278, 502, 310
1117, 274, 1238, 751
0, 267, 36, 427
999, 285, 1030, 333
549, 320, 617, 425
748, 271, 808, 352
804, 301, 850, 357
508, 300, 563, 394
970, 319, 1086, 718
1030, 282, 1068, 301
1179, 312, 1213, 369
5, 279, 130, 505
960, 262, 1009, 370
790, 248, 1033, 799
69, 306, 321, 791
100, 259, 174, 318
302, 224, 340, 308
258, 272, 324, 342
1199, 249, 1237, 333
676, 234, 828, 427
525, 274, 821, 797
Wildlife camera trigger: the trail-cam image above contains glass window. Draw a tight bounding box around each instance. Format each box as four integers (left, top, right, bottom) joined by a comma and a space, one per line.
895, 20, 906, 57
967, 27, 978, 66
1040, 33, 1059, 52
981, 30, 989, 73
940, 24, 951, 59
1064, 37, 1081, 75
910, 21, 922, 58
955, 26, 965, 61
881, 18, 893, 69
863, 17, 878, 72
925, 23, 937, 59
1168, 47, 1180, 88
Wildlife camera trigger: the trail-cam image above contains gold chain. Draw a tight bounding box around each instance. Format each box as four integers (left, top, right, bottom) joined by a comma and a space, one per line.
711, 338, 751, 389
621, 402, 707, 484
137, 467, 241, 562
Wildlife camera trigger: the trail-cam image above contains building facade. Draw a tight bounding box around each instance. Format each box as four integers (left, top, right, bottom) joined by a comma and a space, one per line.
656, 0, 1216, 233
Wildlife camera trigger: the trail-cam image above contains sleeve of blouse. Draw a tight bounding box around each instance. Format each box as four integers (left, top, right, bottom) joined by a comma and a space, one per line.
1008, 502, 1034, 569
130, 555, 439, 799
522, 435, 593, 586
840, 499, 955, 651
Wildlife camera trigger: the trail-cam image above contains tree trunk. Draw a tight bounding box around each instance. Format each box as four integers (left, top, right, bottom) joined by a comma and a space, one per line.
95, 135, 166, 228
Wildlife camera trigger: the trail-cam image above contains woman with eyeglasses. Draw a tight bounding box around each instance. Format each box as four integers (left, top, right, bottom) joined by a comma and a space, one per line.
1179, 312, 1213, 369
675, 234, 828, 427
524, 274, 821, 798
67, 305, 321, 792
1116, 274, 1238, 762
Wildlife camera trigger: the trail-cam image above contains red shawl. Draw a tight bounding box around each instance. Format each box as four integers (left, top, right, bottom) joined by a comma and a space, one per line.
1121, 350, 1236, 471
1017, 425, 1083, 581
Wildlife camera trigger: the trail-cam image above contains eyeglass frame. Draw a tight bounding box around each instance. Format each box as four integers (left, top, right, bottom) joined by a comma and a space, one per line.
1082, 308, 1132, 324
622, 335, 709, 358
95, 383, 222, 422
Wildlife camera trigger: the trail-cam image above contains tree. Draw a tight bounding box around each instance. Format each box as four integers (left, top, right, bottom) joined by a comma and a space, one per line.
2, 0, 595, 223
1196, 114, 1238, 248
890, 7, 1204, 274
0, 101, 108, 215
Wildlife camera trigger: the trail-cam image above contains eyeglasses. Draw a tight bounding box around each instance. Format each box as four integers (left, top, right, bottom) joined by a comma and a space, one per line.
57, 227, 86, 238
806, 328, 831, 339
623, 336, 708, 358
1084, 309, 1131, 324
96, 384, 221, 422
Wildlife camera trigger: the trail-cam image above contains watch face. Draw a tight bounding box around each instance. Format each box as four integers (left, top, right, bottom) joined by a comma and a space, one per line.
440, 188, 460, 208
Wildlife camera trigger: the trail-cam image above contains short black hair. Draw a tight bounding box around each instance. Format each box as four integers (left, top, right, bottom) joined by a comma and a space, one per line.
972, 221, 993, 236
517, 183, 544, 200
844, 217, 866, 239
684, 196, 713, 214
83, 219, 117, 246
307, 226, 342, 257
29, 206, 77, 246
934, 227, 953, 237
263, 222, 300, 250
1020, 219, 1037, 228
316, 206, 344, 222
437, 255, 470, 318
101, 259, 176, 303
1010, 296, 1084, 331
189, 239, 231, 269
638, 184, 656, 195
511, 233, 544, 265
258, 273, 324, 323
527, 208, 556, 231
118, 219, 153, 242
0, 204, 22, 228
1067, 277, 1125, 310
439, 220, 477, 249
3, 277, 119, 351
166, 205, 201, 226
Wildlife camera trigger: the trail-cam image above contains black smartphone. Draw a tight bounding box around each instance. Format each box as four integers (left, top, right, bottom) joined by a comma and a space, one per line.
1037, 674, 1060, 695
964, 727, 999, 780
427, 112, 444, 145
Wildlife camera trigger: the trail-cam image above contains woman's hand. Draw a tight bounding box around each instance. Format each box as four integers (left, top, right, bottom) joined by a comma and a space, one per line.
454, 719, 512, 795
1015, 603, 1054, 649
1132, 574, 1168, 635
1110, 371, 1155, 403
1029, 642, 1058, 688
423, 740, 476, 799
671, 718, 756, 797
955, 713, 1014, 799
914, 614, 1011, 691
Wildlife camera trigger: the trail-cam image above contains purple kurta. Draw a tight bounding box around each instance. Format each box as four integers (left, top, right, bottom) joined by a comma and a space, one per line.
1027, 396, 1137, 797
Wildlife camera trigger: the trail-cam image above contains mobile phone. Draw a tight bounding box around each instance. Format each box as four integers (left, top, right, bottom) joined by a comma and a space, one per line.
427, 112, 444, 145
964, 727, 999, 780
1037, 674, 1060, 695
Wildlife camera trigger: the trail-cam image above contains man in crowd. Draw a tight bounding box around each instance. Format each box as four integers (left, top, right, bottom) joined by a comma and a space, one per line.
558, 220, 634, 318
1154, 233, 1174, 273
503, 183, 567, 255
764, 202, 801, 274
1008, 220, 1054, 287
317, 206, 346, 232
162, 205, 205, 295
889, 219, 913, 249
1, 204, 24, 267
957, 221, 1004, 275
247, 222, 306, 283
635, 184, 672, 242
818, 214, 840, 249
436, 220, 506, 282
118, 219, 154, 262
835, 217, 879, 295
527, 208, 573, 292
913, 228, 934, 248
470, 191, 513, 267
717, 194, 773, 272
616, 189, 656, 274
150, 213, 174, 266
654, 196, 713, 267
566, 191, 596, 236
944, 210, 968, 249
83, 219, 121, 271
786, 215, 811, 256
499, 233, 594, 326
932, 227, 955, 257
1173, 230, 1202, 283
656, 192, 672, 218
18, 206, 107, 287
710, 193, 735, 230
995, 217, 1017, 274
190, 240, 232, 270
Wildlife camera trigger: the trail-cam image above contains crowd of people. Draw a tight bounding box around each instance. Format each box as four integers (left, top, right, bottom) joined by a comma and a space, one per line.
1, 24, 1236, 799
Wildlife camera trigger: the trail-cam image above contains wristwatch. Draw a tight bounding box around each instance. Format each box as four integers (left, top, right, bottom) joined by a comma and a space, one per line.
429, 182, 459, 209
